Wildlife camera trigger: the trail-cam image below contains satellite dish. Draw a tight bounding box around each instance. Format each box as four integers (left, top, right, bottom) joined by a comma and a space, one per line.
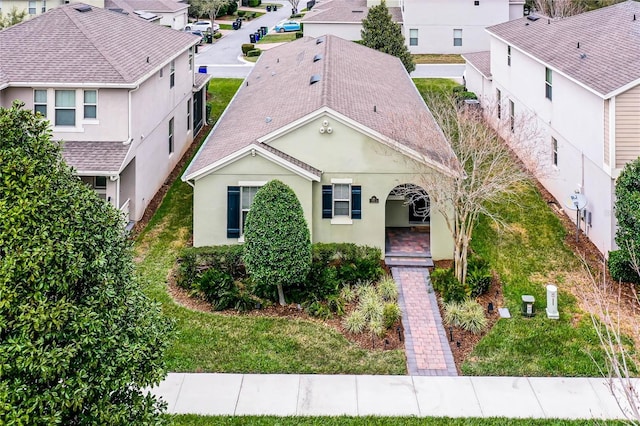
564, 193, 587, 210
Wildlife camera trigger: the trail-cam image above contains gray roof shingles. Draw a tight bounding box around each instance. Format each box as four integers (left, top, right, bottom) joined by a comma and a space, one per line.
462, 51, 491, 79
185, 35, 457, 178
62, 141, 131, 173
302, 0, 402, 23
487, 0, 640, 96
0, 3, 199, 86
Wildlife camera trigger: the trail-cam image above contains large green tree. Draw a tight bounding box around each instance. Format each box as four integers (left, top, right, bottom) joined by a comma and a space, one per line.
608, 157, 640, 284
243, 180, 311, 305
0, 7, 27, 29
361, 0, 415, 73
0, 102, 172, 424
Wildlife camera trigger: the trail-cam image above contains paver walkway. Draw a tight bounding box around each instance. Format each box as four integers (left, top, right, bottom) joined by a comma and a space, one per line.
393, 267, 457, 376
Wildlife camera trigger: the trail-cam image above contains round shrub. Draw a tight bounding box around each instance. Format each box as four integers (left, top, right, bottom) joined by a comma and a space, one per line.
243, 180, 311, 305
377, 274, 398, 302
467, 255, 492, 298
344, 309, 367, 334
247, 49, 262, 57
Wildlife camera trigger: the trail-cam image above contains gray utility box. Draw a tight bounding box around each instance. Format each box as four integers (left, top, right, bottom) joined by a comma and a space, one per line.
521, 295, 535, 317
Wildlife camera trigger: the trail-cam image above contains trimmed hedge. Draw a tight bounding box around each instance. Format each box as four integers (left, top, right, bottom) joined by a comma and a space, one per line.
241, 43, 254, 55
176, 242, 383, 303
247, 49, 262, 57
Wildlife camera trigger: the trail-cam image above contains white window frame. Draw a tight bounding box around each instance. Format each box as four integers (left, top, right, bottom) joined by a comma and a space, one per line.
55, 89, 76, 127
496, 88, 501, 119
28, 0, 35, 14
168, 117, 174, 154
453, 29, 462, 47
552, 137, 558, 166
189, 47, 194, 71
170, 60, 175, 88
237, 181, 266, 241
509, 99, 515, 133
545, 67, 553, 101
83, 89, 97, 120
34, 89, 47, 117
409, 29, 418, 46
507, 45, 511, 66
187, 100, 191, 131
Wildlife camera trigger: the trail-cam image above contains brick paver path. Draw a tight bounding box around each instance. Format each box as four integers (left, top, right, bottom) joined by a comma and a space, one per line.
392, 267, 457, 376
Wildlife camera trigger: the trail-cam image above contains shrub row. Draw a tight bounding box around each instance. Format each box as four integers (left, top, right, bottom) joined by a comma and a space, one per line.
176, 243, 384, 304
431, 254, 492, 302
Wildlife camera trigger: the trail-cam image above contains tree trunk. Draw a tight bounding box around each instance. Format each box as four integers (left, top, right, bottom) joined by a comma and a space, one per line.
277, 283, 286, 306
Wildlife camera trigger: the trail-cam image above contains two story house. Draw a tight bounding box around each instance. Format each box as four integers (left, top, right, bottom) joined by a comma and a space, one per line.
463, 1, 640, 255
302, 0, 525, 54
0, 3, 210, 223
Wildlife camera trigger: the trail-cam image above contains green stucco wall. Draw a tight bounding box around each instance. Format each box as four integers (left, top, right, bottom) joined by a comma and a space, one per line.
192, 112, 455, 260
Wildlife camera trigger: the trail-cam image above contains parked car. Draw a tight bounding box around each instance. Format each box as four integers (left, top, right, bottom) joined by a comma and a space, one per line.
274, 20, 300, 33
185, 21, 220, 33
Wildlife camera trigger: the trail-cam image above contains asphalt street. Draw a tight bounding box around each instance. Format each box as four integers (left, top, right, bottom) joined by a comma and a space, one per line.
194, 4, 465, 80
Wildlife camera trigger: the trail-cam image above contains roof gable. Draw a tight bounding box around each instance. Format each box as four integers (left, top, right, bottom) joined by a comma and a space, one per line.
184, 35, 458, 181
0, 3, 198, 86
487, 1, 640, 96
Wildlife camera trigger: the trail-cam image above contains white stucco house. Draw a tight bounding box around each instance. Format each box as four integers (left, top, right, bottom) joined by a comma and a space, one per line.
302, 0, 525, 54
463, 1, 640, 256
0, 3, 210, 224
183, 35, 461, 261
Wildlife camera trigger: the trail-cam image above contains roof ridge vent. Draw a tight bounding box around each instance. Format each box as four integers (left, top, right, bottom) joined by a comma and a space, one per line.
310, 74, 321, 85
526, 14, 539, 21
313, 53, 323, 62
74, 4, 92, 12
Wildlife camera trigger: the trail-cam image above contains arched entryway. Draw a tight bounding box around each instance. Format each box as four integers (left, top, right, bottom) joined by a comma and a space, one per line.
384, 184, 432, 265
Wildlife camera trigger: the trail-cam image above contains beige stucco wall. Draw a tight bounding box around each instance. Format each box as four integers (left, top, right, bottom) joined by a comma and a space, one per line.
192, 114, 455, 259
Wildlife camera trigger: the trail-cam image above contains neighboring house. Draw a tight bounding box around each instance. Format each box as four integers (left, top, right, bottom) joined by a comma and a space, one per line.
105, 0, 188, 29
302, 0, 402, 41
0, 0, 104, 18
302, 0, 525, 54
182, 35, 460, 260
0, 3, 210, 223
463, 0, 640, 256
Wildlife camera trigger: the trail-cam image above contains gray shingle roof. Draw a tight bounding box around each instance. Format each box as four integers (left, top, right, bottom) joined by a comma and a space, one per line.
302, 0, 402, 23
462, 51, 492, 79
106, 0, 188, 13
0, 3, 199, 86
185, 35, 457, 179
62, 141, 131, 173
487, 0, 640, 96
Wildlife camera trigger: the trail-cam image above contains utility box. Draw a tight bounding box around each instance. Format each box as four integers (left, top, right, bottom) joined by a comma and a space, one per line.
546, 284, 559, 319
521, 295, 535, 317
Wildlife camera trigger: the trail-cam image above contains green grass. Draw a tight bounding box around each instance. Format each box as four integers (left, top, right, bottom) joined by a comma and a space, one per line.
412, 54, 465, 64
258, 33, 298, 43
411, 78, 623, 376
135, 79, 406, 375
169, 415, 624, 425
462, 183, 607, 376
219, 24, 233, 30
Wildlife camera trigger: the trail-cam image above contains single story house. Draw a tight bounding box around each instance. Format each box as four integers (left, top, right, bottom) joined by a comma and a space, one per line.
183, 35, 460, 260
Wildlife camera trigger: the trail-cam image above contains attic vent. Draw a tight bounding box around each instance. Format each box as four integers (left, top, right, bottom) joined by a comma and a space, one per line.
316, 37, 325, 45
526, 14, 539, 21
352, 9, 364, 12
310, 74, 321, 85
74, 4, 92, 12
313, 54, 323, 62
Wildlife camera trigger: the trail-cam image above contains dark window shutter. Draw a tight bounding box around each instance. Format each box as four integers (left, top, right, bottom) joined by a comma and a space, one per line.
227, 186, 240, 238
351, 185, 361, 219
322, 185, 333, 218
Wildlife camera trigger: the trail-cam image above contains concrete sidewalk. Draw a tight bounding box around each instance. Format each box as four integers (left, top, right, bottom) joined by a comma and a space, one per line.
153, 373, 636, 420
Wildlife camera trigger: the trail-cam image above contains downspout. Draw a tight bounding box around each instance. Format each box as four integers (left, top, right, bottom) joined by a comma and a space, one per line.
123, 83, 141, 212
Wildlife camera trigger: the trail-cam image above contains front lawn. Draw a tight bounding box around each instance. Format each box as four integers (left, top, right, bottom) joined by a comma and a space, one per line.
134, 79, 405, 375
412, 54, 465, 64
258, 33, 298, 43
413, 78, 617, 376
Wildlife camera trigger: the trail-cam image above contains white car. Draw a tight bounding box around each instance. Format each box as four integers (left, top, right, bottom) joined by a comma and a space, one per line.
185, 21, 219, 33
